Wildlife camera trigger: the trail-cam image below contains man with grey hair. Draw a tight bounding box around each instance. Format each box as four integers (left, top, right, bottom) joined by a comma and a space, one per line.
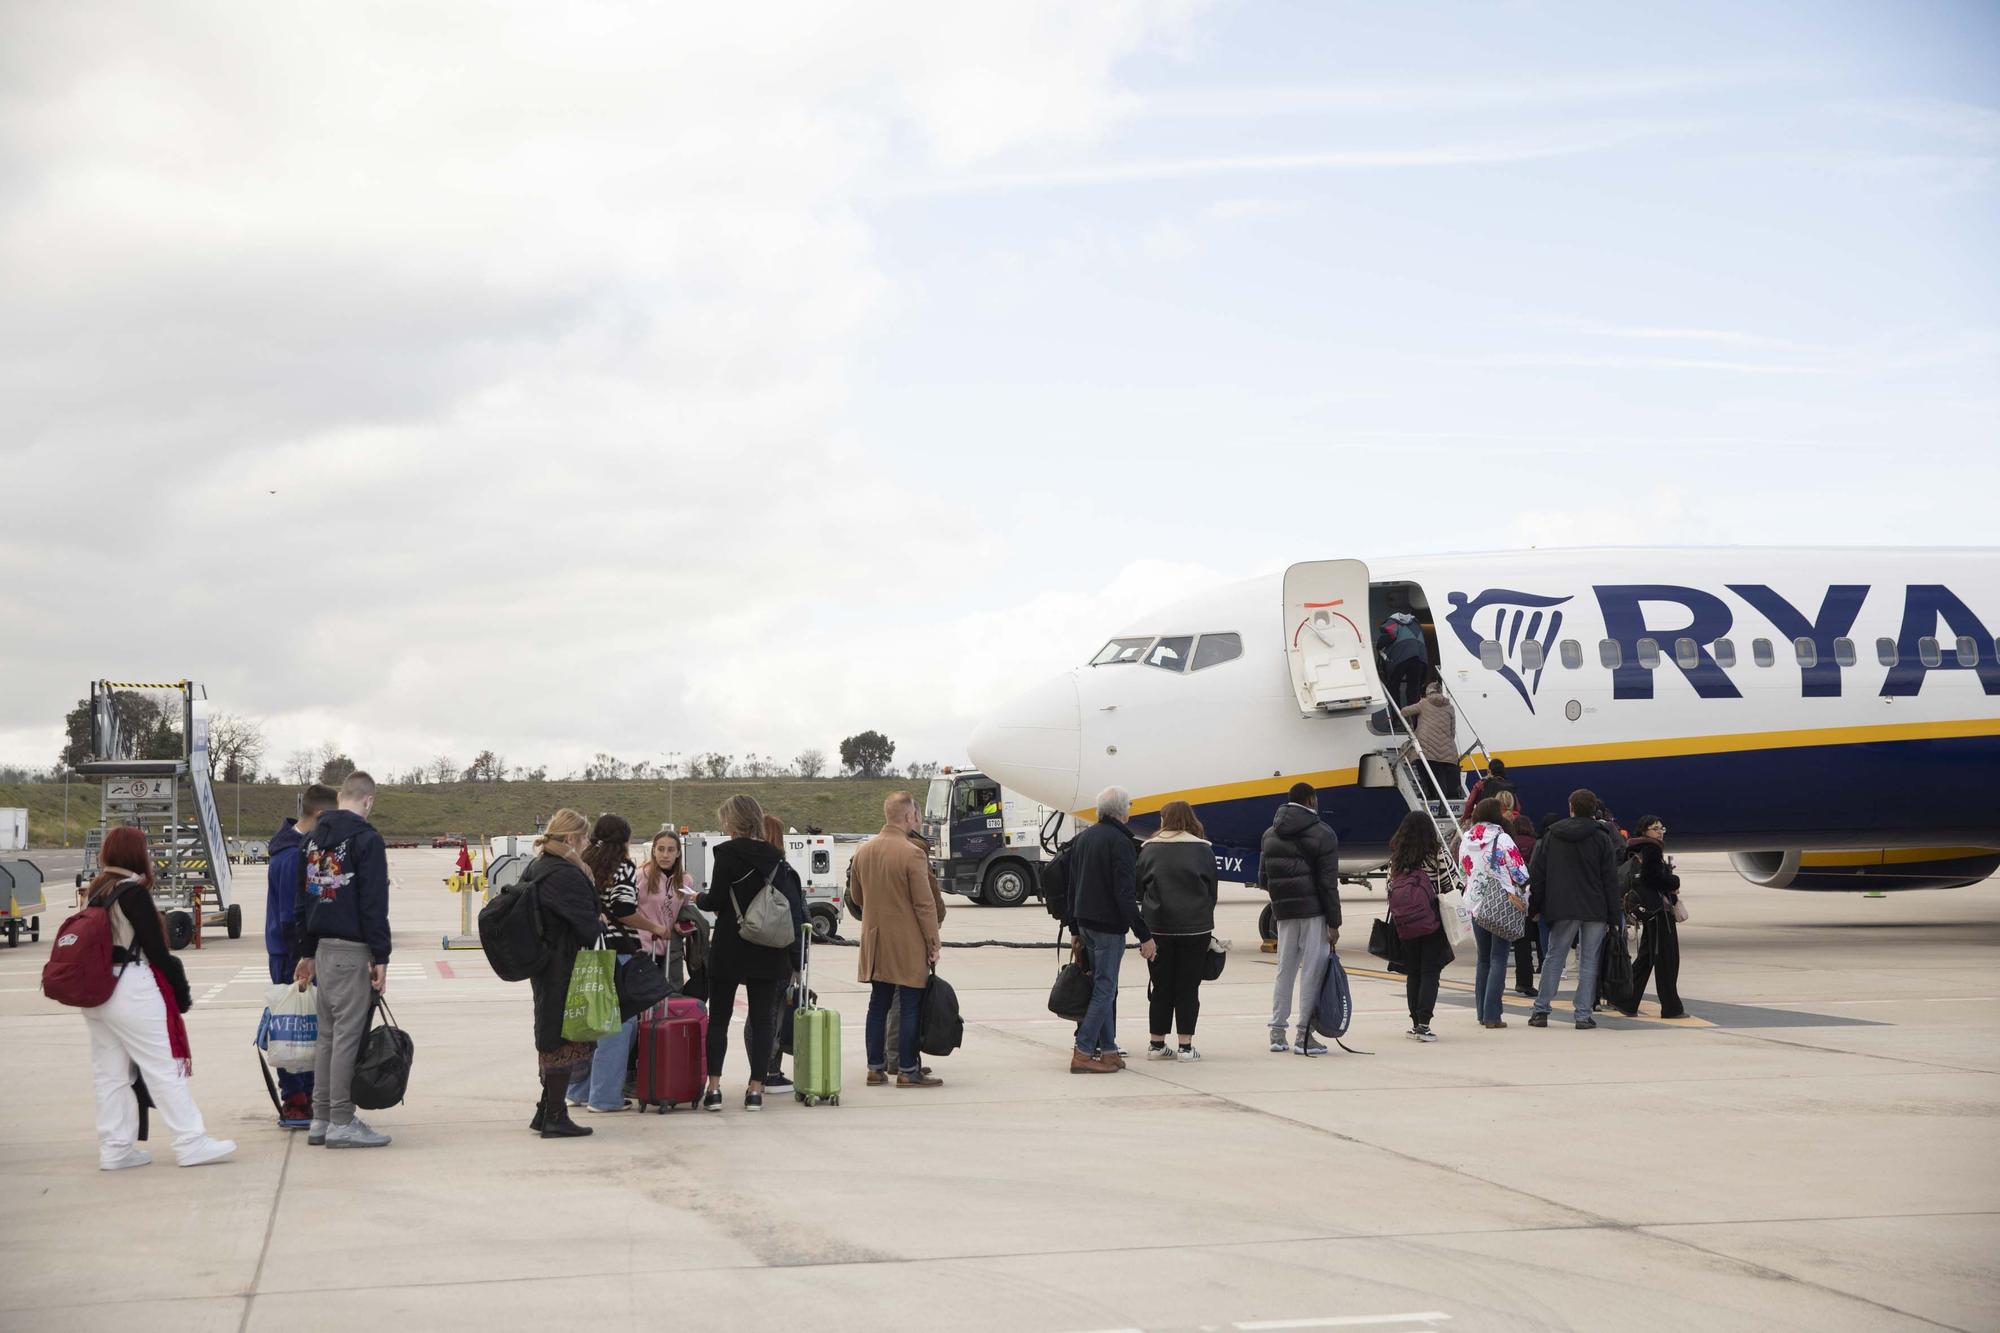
1063, 786, 1155, 1074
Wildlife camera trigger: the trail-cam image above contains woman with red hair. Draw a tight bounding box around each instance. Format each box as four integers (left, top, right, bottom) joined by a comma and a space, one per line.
78, 827, 235, 1169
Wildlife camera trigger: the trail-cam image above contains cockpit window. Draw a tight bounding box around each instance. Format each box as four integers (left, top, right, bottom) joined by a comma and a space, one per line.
1090, 637, 1154, 666
1144, 636, 1193, 672
1191, 633, 1242, 671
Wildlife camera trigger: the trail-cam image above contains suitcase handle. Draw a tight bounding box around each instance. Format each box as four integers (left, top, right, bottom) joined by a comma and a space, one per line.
796, 922, 811, 1012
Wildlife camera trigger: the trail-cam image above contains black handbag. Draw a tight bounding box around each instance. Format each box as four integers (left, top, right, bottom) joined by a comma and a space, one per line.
1368, 918, 1409, 975
919, 968, 964, 1056
616, 953, 672, 1020
1200, 936, 1228, 981
1601, 924, 1634, 1007
1046, 927, 1092, 1020
351, 992, 414, 1110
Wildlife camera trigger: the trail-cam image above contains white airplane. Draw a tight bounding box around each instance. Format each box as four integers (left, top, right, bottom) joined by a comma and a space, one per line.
968, 548, 2000, 892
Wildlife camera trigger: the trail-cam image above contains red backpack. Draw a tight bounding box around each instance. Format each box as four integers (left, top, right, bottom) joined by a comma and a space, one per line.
42, 887, 123, 1008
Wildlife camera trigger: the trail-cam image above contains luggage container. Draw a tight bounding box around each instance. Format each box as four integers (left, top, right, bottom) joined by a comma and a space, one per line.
0, 859, 45, 947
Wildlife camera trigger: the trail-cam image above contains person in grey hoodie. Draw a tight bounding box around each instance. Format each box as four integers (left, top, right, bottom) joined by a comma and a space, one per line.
1138, 800, 1221, 1061
1257, 783, 1342, 1056
1401, 680, 1463, 803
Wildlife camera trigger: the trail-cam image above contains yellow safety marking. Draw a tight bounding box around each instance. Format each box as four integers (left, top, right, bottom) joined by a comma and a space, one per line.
1075, 766, 1363, 820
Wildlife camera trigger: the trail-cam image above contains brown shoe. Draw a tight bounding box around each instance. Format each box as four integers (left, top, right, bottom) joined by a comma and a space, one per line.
1069, 1050, 1119, 1074
896, 1071, 944, 1088
1484, 1020, 1509, 1029
866, 1069, 889, 1086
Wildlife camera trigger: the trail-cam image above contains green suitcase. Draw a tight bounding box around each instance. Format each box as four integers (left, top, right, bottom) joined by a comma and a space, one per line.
791, 925, 841, 1106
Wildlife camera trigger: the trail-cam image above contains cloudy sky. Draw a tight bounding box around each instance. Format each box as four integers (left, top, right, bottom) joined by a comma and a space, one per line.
2, 1, 1994, 780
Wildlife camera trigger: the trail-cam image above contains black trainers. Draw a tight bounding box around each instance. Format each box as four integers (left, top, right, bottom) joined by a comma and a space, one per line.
1576, 1016, 1598, 1029
1528, 1012, 1548, 1028
701, 1088, 723, 1112
743, 1090, 763, 1113
764, 1072, 793, 1091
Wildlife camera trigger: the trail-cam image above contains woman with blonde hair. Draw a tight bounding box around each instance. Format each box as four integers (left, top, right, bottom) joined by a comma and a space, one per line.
1137, 800, 1220, 1061
524, 808, 607, 1138
694, 795, 805, 1112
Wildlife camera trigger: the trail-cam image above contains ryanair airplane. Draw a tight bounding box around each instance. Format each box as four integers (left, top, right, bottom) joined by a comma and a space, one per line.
967, 549, 2000, 893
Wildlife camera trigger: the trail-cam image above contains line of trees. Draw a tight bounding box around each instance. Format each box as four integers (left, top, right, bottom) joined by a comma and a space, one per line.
33, 701, 938, 786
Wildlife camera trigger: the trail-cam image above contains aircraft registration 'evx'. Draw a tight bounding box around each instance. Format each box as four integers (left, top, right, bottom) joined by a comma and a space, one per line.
967, 548, 2000, 891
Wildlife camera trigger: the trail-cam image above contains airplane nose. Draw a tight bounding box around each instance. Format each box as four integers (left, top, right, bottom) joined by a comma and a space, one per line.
968, 672, 1081, 813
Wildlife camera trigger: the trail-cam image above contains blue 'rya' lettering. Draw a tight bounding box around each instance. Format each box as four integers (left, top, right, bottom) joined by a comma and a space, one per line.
1728, 584, 1869, 698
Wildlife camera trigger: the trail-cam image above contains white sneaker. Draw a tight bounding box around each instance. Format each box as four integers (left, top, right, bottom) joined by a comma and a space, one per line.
1268, 1034, 1289, 1053
101, 1147, 152, 1171
1176, 1047, 1203, 1062
1147, 1046, 1179, 1061
1407, 1025, 1439, 1043
176, 1137, 237, 1167
308, 1120, 328, 1146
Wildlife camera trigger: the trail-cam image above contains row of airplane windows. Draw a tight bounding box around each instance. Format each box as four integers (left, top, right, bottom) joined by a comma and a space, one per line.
1477, 634, 1993, 673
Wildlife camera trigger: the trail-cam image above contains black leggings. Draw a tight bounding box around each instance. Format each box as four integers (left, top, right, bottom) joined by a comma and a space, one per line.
705, 965, 779, 1084
1146, 933, 1211, 1039
1404, 928, 1451, 1026
1629, 912, 1683, 1016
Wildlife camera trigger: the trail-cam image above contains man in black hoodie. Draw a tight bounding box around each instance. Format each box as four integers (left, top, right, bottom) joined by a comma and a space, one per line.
294, 771, 393, 1148
1257, 783, 1341, 1056
1527, 787, 1621, 1029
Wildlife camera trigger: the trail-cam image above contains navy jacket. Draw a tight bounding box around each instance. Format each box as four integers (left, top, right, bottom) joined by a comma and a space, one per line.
1257, 803, 1342, 926
1527, 816, 1620, 925
297, 808, 393, 963
266, 818, 305, 957
1068, 816, 1149, 942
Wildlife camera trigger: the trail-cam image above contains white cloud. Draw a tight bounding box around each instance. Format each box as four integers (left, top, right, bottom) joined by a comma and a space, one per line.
0, 0, 1200, 777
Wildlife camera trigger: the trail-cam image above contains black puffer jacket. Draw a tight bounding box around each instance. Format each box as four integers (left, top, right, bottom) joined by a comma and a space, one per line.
697, 838, 806, 981
526, 854, 603, 1053
1528, 816, 1620, 924
1257, 803, 1341, 925
1623, 837, 1681, 915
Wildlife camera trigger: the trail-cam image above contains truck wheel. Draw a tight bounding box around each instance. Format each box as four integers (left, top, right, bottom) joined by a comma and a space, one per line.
982, 861, 1032, 908
165, 911, 195, 951
4, 919, 17, 948
808, 905, 838, 942
226, 903, 243, 939
30, 916, 40, 942
1258, 904, 1276, 943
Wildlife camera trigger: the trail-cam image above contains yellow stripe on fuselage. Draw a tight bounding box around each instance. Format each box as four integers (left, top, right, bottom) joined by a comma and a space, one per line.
1798, 846, 1999, 867
1080, 717, 2000, 822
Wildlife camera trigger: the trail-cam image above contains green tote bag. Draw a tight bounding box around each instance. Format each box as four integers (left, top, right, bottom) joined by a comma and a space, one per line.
561, 941, 621, 1042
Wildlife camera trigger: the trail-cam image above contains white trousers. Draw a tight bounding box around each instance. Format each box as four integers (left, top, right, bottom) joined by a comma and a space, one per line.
83, 964, 208, 1164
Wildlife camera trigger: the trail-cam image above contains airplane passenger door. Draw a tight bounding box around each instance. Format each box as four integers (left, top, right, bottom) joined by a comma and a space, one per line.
1284, 560, 1379, 715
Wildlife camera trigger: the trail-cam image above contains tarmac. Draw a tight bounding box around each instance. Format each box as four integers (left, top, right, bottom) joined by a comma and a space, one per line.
1, 848, 1996, 1333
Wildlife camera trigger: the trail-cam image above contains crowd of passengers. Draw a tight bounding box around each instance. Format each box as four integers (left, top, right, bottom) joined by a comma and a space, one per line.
63, 753, 1683, 1163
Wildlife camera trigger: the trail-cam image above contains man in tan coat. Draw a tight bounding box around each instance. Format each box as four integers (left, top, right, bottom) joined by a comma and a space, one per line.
851, 791, 943, 1087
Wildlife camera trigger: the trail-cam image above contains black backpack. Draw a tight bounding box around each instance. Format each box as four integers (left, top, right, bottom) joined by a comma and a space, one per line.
478, 864, 550, 982
1039, 842, 1074, 922
352, 993, 414, 1110
919, 970, 964, 1057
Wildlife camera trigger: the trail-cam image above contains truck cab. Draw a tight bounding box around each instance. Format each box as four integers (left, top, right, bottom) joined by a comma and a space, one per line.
922, 768, 1052, 907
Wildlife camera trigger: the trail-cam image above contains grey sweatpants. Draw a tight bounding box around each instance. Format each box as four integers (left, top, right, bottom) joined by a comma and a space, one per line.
311, 939, 374, 1126
1270, 915, 1329, 1037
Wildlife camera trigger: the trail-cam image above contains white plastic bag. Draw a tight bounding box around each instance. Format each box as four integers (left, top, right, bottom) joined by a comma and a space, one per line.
255, 983, 318, 1072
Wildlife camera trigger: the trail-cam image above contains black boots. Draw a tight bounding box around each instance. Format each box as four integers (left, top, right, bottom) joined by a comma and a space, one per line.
539, 1070, 592, 1139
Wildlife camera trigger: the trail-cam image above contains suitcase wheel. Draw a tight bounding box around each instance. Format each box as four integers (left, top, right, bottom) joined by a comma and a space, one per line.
829, 1095, 839, 1106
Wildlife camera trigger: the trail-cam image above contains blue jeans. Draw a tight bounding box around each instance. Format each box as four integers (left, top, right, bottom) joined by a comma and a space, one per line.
1534, 920, 1608, 1021
1074, 929, 1125, 1056
1471, 922, 1509, 1023
568, 956, 638, 1110
267, 954, 313, 1107
864, 981, 924, 1073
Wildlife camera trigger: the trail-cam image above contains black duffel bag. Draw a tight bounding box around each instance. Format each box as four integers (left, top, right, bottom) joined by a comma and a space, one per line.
352, 992, 414, 1111
919, 968, 964, 1057
617, 952, 673, 1021
1368, 918, 1409, 975
1047, 927, 1092, 1021
1601, 923, 1634, 1009
1200, 936, 1228, 982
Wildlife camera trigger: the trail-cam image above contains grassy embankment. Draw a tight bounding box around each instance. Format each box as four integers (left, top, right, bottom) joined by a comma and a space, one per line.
0, 777, 918, 846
